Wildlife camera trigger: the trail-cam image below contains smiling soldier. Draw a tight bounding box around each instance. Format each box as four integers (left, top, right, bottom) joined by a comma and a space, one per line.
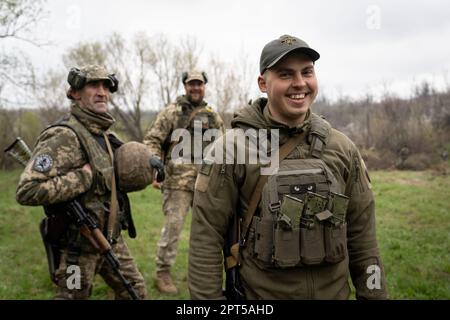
188, 35, 388, 300
144, 70, 224, 294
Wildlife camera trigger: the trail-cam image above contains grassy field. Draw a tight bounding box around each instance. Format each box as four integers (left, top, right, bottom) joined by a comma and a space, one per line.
0, 169, 449, 300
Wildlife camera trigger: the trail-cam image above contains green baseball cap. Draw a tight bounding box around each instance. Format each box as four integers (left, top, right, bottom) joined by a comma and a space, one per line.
259, 35, 320, 74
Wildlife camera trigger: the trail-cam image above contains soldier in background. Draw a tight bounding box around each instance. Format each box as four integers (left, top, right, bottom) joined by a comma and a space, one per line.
16, 65, 148, 299
442, 149, 449, 161
144, 70, 224, 294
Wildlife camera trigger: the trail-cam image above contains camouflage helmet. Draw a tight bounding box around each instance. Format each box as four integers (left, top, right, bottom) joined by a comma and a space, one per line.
115, 142, 153, 193
67, 64, 119, 99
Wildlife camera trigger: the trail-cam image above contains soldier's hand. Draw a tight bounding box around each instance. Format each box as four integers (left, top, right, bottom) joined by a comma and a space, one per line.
152, 180, 162, 189
149, 156, 165, 182
82, 163, 92, 175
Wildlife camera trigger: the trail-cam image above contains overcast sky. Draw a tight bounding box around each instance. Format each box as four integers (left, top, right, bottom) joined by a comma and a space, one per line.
11, 0, 450, 103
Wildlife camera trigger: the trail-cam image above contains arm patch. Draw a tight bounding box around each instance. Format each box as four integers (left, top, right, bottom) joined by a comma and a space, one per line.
33, 154, 53, 173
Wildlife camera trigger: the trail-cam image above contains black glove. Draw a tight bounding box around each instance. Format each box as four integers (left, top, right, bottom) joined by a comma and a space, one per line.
149, 156, 165, 182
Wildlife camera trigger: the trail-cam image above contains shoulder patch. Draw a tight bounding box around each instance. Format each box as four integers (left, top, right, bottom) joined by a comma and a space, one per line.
33, 154, 53, 173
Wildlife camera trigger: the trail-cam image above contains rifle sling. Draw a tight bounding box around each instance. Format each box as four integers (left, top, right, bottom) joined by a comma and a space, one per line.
103, 132, 119, 243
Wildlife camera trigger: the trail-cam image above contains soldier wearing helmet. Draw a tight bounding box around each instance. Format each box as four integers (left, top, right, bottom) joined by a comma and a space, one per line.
16, 65, 149, 299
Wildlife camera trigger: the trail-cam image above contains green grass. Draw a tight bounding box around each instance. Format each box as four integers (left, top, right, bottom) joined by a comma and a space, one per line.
372, 171, 450, 299
0, 169, 449, 299
0, 170, 191, 300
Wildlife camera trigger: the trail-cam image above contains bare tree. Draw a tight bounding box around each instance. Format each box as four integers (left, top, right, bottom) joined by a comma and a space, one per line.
0, 52, 35, 105
148, 34, 200, 107
206, 51, 254, 126
104, 32, 156, 141
207, 56, 237, 115
63, 41, 107, 67
0, 0, 47, 44
0, 0, 48, 106
30, 68, 68, 125
62, 33, 202, 141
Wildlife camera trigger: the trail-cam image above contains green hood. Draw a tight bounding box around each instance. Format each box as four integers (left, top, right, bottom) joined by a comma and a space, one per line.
231, 98, 271, 130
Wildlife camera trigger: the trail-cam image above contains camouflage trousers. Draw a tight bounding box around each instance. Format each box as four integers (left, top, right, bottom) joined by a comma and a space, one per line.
156, 188, 193, 272
54, 235, 147, 300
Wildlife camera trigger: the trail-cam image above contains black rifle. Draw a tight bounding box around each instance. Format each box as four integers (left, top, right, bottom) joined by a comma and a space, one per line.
4, 137, 141, 300
223, 211, 245, 300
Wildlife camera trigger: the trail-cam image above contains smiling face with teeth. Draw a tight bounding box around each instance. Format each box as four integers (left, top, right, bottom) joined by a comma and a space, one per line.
258, 51, 318, 127
185, 79, 206, 105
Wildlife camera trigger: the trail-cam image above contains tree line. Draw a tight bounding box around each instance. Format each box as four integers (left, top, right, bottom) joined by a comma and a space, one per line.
1, 0, 449, 171
314, 84, 450, 170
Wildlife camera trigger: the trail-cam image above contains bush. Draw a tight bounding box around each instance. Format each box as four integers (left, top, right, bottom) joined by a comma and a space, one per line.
361, 148, 396, 170
399, 153, 432, 171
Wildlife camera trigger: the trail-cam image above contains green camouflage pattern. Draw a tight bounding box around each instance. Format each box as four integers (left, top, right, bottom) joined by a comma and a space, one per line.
17, 103, 119, 234
16, 103, 146, 299
156, 189, 193, 272
54, 236, 147, 300
188, 97, 388, 300
81, 64, 114, 85
16, 125, 93, 206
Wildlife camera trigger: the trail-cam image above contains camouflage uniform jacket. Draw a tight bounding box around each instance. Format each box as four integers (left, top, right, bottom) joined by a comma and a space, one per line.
144, 95, 224, 191
188, 98, 388, 300
16, 103, 128, 248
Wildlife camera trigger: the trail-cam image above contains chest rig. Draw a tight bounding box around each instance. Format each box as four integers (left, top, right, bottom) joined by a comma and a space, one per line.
167, 104, 217, 161
51, 116, 131, 242
248, 114, 349, 269
176, 104, 215, 132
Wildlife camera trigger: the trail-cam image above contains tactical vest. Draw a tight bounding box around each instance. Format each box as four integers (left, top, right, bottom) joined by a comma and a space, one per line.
249, 114, 349, 269
49, 116, 126, 242
167, 104, 219, 161
176, 104, 216, 132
